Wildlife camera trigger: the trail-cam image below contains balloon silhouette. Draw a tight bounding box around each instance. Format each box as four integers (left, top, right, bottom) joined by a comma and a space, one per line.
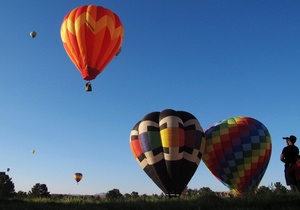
130, 109, 206, 196
74, 173, 83, 184
202, 116, 272, 194
30, 31, 37, 38
60, 4, 124, 91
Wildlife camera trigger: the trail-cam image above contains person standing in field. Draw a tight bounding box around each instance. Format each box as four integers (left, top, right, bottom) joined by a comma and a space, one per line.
280, 135, 299, 192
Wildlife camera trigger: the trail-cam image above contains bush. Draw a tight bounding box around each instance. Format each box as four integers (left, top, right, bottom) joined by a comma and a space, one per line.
106, 188, 123, 200
29, 183, 50, 198
273, 182, 288, 194
256, 185, 272, 195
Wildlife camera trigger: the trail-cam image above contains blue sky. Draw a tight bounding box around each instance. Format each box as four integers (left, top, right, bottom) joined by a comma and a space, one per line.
0, 0, 300, 195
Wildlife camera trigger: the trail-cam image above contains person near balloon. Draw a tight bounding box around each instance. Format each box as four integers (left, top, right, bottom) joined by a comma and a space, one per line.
293, 155, 300, 192
280, 135, 299, 192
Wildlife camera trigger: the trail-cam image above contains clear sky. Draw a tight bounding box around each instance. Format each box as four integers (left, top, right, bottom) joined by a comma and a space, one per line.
0, 0, 300, 195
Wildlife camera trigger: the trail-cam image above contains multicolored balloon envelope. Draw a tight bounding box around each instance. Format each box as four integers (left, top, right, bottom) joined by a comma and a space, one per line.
130, 109, 206, 196
74, 173, 83, 184
60, 5, 124, 90
202, 117, 272, 194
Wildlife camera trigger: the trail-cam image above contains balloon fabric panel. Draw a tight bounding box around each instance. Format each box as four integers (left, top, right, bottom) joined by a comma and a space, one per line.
61, 5, 124, 81
130, 109, 205, 195
203, 117, 272, 194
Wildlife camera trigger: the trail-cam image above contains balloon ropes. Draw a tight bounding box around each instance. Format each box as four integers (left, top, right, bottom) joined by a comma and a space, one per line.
60, 5, 124, 92
130, 109, 206, 197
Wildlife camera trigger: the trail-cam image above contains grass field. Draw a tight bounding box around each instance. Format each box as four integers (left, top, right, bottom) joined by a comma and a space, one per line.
1, 192, 300, 210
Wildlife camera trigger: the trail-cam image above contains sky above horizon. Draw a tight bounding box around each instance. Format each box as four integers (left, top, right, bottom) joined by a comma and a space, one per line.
1, 0, 300, 195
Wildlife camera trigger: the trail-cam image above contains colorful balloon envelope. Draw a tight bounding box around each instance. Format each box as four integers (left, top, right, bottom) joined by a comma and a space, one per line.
60, 5, 124, 89
202, 117, 272, 194
130, 109, 206, 196
74, 173, 83, 184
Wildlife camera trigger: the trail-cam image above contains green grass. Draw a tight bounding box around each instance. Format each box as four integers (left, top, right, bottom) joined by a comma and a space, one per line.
1, 193, 300, 210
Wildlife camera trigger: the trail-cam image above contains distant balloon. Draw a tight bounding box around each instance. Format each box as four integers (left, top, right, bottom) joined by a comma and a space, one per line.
60, 4, 124, 91
7, 168, 10, 172
30, 31, 37, 38
202, 116, 272, 194
74, 173, 83, 184
130, 109, 206, 196
32, 150, 35, 154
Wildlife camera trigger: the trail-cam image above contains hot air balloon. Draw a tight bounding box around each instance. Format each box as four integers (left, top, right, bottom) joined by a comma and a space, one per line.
130, 109, 206, 196
202, 117, 272, 195
74, 173, 83, 184
60, 5, 124, 91
32, 150, 35, 154
30, 31, 37, 38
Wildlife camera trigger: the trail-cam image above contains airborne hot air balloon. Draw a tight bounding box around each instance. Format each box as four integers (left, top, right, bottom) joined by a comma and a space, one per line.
202, 117, 272, 194
60, 5, 124, 91
74, 173, 83, 184
30, 31, 37, 38
130, 109, 206, 196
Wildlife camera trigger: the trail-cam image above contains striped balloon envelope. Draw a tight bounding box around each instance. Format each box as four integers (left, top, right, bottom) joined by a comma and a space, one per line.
74, 173, 83, 184
60, 5, 124, 90
202, 117, 272, 194
130, 109, 206, 196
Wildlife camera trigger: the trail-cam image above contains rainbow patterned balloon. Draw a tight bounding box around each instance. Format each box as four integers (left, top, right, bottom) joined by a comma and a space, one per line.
202, 117, 272, 194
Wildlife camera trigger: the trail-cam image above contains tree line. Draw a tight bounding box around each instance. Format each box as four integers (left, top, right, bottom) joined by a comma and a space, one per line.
0, 172, 292, 200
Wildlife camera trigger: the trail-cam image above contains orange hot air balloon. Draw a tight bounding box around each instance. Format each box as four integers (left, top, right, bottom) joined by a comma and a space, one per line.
74, 173, 83, 184
60, 5, 124, 91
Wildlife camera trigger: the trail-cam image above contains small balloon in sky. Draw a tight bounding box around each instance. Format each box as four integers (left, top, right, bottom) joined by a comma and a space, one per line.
30, 31, 37, 38
32, 150, 35, 154
74, 173, 83, 184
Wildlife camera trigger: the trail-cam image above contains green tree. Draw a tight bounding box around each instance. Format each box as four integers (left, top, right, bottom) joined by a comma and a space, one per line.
131, 191, 139, 198
198, 187, 214, 195
124, 193, 131, 198
273, 182, 287, 194
256, 185, 272, 195
0, 172, 15, 198
182, 187, 195, 197
29, 183, 50, 198
106, 188, 123, 200
15, 190, 27, 199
